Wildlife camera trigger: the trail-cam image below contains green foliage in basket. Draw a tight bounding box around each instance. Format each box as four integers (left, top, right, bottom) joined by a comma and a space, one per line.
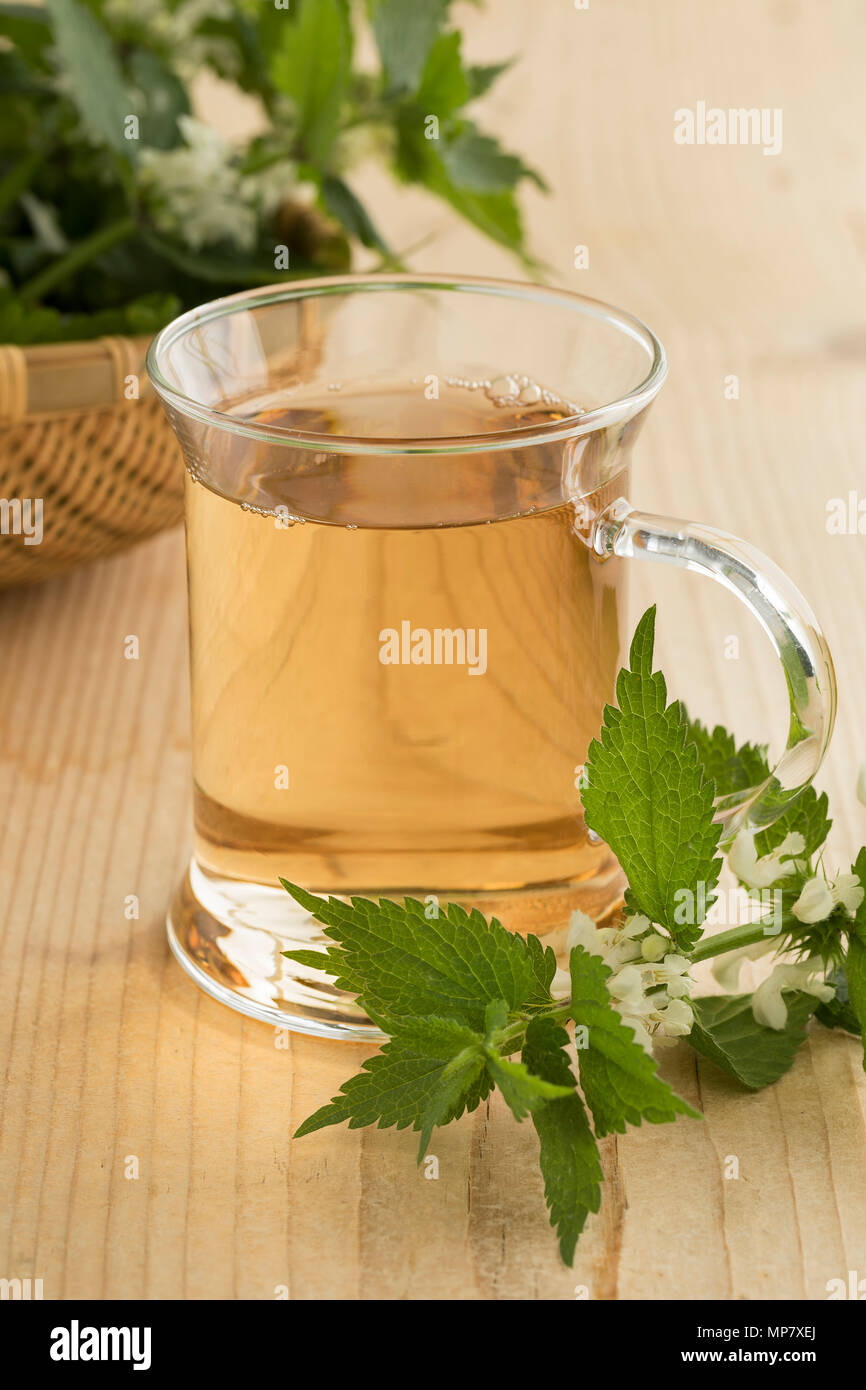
0, 0, 545, 344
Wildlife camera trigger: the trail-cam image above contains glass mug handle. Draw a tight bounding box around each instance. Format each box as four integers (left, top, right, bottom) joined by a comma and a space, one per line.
592, 498, 837, 839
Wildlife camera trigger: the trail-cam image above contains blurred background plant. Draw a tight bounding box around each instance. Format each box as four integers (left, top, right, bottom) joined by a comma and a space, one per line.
0, 0, 545, 344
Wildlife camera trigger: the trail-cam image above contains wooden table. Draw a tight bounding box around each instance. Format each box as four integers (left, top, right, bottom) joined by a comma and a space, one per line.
2, 1, 865, 1300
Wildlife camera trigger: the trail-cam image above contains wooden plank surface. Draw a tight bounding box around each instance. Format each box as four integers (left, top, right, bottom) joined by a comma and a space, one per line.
2, 0, 866, 1300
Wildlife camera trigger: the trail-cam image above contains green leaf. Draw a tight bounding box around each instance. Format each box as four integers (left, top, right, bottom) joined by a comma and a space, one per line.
44, 0, 132, 153
1, 3, 52, 68
414, 31, 469, 114
281, 882, 536, 1031
320, 173, 389, 253
754, 786, 832, 860
127, 48, 190, 150
294, 1013, 488, 1140
523, 1015, 602, 1265
582, 607, 722, 951
814, 967, 861, 1035
465, 60, 512, 99
270, 0, 351, 165
0, 287, 179, 344
138, 229, 320, 287
846, 939, 866, 1070
482, 1051, 573, 1122
684, 717, 769, 797
441, 125, 546, 193
844, 847, 866, 1070
524, 932, 558, 1008
416, 1045, 487, 1160
402, 141, 532, 259
370, 0, 450, 94
688, 992, 818, 1089
569, 945, 700, 1135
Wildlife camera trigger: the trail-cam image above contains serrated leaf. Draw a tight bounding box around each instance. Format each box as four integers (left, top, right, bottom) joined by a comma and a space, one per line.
45, 0, 132, 153
294, 1013, 487, 1140
416, 1045, 487, 1160
465, 60, 511, 99
522, 1015, 601, 1264
44, 0, 132, 153
127, 48, 190, 151
415, 154, 530, 258
569, 945, 700, 1135
582, 607, 722, 950
845, 847, 866, 1070
281, 882, 535, 1030
370, 0, 450, 94
524, 932, 558, 1008
441, 125, 546, 193
415, 31, 469, 113
483, 1051, 573, 1122
754, 786, 831, 859
270, 0, 351, 165
483, 998, 509, 1034
684, 716, 769, 797
688, 991, 818, 1089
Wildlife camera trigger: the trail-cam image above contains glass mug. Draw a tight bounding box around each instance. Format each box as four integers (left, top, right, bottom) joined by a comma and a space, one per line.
147, 275, 835, 1039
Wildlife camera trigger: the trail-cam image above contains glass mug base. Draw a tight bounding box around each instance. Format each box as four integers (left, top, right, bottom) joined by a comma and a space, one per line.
166, 857, 627, 1040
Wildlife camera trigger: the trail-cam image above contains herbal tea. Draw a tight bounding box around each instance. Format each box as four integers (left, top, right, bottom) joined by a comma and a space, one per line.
185, 377, 627, 919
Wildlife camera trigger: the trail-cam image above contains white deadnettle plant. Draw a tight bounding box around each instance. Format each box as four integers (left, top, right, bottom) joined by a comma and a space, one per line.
728, 828, 805, 889
714, 826, 863, 1029
791, 870, 863, 923
554, 812, 866, 1044
140, 117, 301, 253
286, 608, 866, 1272
553, 910, 694, 1053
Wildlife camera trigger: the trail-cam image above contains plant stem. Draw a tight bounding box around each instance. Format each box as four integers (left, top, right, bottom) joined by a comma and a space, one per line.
18, 215, 137, 302
689, 922, 776, 963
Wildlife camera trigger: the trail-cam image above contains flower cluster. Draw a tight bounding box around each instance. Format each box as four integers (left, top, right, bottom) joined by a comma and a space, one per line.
729, 826, 863, 925
556, 911, 694, 1054
139, 117, 303, 253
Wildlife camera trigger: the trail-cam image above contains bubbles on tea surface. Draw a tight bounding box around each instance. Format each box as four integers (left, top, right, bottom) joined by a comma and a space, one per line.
443, 371, 582, 417
489, 374, 520, 400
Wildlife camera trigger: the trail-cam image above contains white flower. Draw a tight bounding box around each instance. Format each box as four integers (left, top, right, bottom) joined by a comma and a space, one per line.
566, 909, 649, 973
606, 964, 647, 1012
791, 876, 834, 923
792, 871, 864, 923
566, 909, 601, 957
728, 829, 805, 890
641, 933, 668, 962
657, 996, 694, 1037
550, 967, 570, 1000
751, 962, 833, 1030
563, 910, 694, 1051
834, 873, 865, 916
139, 116, 301, 254
710, 938, 775, 991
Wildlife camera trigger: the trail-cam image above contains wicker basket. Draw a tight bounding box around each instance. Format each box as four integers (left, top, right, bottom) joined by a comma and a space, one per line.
0, 336, 183, 588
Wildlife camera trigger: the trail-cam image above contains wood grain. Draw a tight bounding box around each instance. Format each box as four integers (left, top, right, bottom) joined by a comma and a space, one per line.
2, 0, 865, 1300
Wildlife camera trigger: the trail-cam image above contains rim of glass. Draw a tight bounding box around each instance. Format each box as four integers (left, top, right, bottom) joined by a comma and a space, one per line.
145, 272, 667, 456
